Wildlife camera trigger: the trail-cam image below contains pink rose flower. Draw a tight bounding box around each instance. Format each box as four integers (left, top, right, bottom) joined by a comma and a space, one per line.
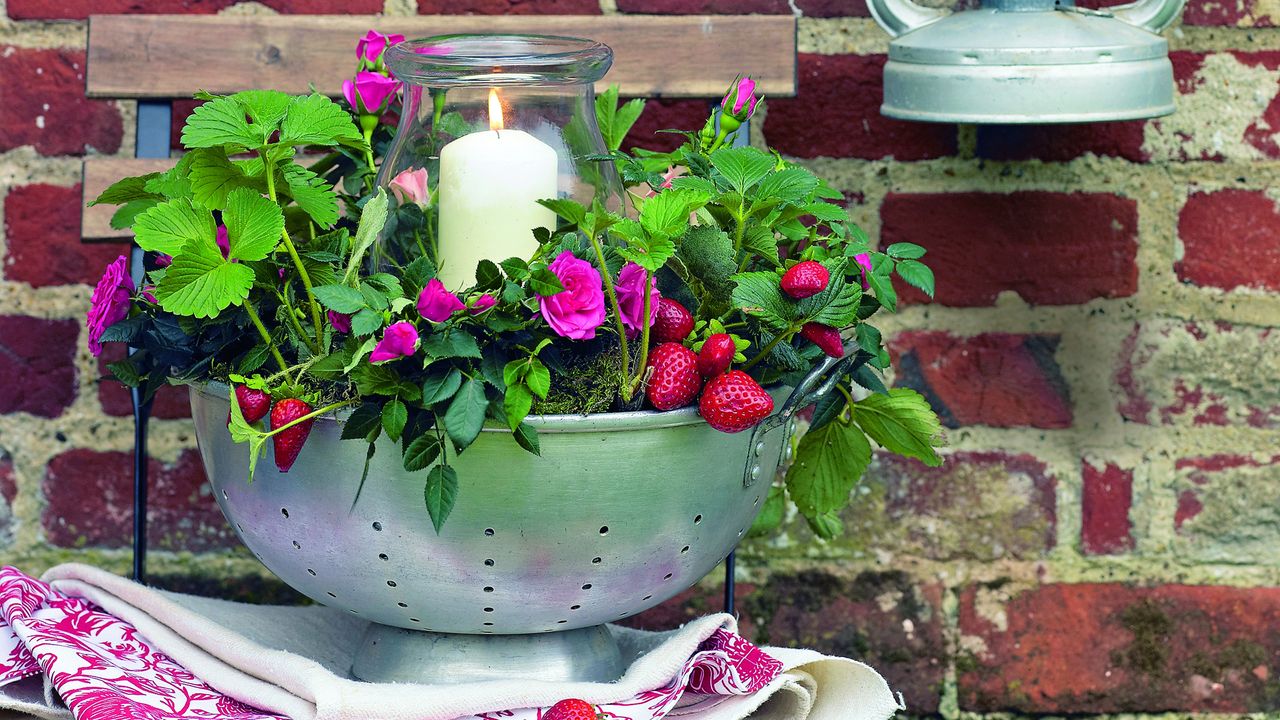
141, 286, 157, 304
86, 255, 134, 357
328, 310, 352, 334
417, 278, 465, 322
343, 71, 399, 114
216, 224, 230, 259
854, 253, 873, 290
722, 76, 761, 121
155, 254, 172, 267
389, 167, 430, 207
356, 30, 405, 64
468, 294, 496, 314
539, 251, 606, 340
615, 262, 659, 340
370, 321, 419, 363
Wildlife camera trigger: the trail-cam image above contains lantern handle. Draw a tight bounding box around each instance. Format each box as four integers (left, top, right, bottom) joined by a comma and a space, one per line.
1110, 0, 1186, 33
867, 0, 948, 37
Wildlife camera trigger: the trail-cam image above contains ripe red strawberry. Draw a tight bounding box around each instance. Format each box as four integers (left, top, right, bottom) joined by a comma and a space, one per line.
235, 385, 271, 423
543, 699, 599, 720
697, 333, 736, 378
699, 370, 774, 433
652, 298, 694, 343
646, 342, 702, 411
270, 398, 315, 472
800, 322, 845, 358
780, 261, 830, 299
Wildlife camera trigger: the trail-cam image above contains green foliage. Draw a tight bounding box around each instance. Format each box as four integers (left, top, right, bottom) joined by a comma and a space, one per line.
596, 85, 646, 152
851, 388, 944, 466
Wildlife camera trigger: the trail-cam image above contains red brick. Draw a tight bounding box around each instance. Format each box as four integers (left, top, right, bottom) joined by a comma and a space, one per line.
97, 345, 191, 420
4, 184, 129, 287
976, 122, 1147, 162
746, 571, 946, 713
170, 98, 202, 151
1116, 319, 1280, 429
1183, 0, 1276, 26
622, 99, 713, 154
1231, 52, 1280, 158
0, 316, 78, 418
621, 583, 756, 639
765, 54, 957, 160
0, 48, 122, 156
1170, 50, 1209, 94
1171, 455, 1280, 562
43, 449, 235, 551
960, 583, 1280, 713
0, 452, 15, 543
881, 191, 1139, 306
854, 452, 1057, 561
616, 0, 871, 13
1177, 189, 1280, 292
416, 0, 600, 12
1081, 461, 1134, 555
7, 0, 381, 18
890, 331, 1072, 429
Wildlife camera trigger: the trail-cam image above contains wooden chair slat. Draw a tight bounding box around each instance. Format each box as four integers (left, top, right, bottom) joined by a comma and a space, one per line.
86, 14, 796, 99
81, 157, 173, 241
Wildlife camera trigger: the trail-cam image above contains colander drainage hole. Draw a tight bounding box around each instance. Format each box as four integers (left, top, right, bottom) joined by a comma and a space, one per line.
693, 514, 703, 524
307, 568, 316, 576
557, 620, 567, 624
483, 586, 494, 593
387, 580, 397, 588
591, 557, 602, 565
280, 508, 289, 518
326, 592, 336, 598
484, 559, 495, 567
221, 490, 228, 500
581, 583, 592, 590
410, 618, 420, 623
483, 622, 494, 627
664, 573, 673, 580
378, 553, 389, 561
292, 541, 301, 550
598, 526, 609, 535
397, 602, 408, 608
484, 528, 495, 536
372, 521, 383, 532
570, 605, 580, 610
642, 595, 652, 601
483, 607, 494, 613
680, 545, 689, 554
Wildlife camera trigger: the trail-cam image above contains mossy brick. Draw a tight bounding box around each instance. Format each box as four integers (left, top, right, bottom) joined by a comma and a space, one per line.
415, 0, 601, 12
6, 0, 382, 18
959, 583, 1280, 713
42, 449, 237, 552
743, 570, 946, 714
841, 452, 1057, 562
1116, 318, 1280, 429
764, 54, 957, 160
890, 331, 1072, 429
1178, 189, 1280, 293
1171, 454, 1280, 563
0, 316, 79, 419
881, 191, 1139, 307
0, 48, 122, 156
4, 184, 129, 288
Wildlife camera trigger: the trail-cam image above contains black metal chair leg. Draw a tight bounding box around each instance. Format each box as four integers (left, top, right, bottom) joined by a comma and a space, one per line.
723, 550, 736, 615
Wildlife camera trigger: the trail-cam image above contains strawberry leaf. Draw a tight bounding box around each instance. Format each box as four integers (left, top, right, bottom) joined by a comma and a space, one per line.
223, 187, 283, 262
851, 388, 944, 466
279, 93, 364, 148
132, 198, 216, 256
155, 235, 254, 318
282, 162, 339, 228
181, 96, 260, 150
786, 420, 871, 517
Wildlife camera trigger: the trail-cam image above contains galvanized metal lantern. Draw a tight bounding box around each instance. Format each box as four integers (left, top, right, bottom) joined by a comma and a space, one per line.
868, 0, 1188, 123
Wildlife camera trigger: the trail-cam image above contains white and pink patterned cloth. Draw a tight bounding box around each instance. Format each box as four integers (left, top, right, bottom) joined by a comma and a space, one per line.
0, 565, 900, 720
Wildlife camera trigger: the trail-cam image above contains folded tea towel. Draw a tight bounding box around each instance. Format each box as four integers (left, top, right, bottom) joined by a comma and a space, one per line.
0, 564, 901, 720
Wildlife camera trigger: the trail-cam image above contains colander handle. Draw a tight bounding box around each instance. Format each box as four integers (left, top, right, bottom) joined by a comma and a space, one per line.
742, 345, 865, 488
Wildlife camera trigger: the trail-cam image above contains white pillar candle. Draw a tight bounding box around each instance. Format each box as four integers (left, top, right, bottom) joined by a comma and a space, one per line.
434, 90, 558, 291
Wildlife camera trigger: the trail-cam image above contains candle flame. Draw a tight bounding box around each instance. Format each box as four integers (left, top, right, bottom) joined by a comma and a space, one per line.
489, 89, 504, 131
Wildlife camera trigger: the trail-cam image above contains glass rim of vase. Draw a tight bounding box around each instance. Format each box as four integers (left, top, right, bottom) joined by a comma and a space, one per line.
385, 34, 614, 87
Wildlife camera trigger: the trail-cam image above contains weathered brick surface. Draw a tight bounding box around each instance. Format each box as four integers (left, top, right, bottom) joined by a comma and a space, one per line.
0, 453, 15, 546
1177, 189, 1280, 292
620, 583, 756, 640
765, 54, 957, 160
960, 583, 1280, 713
0, 317, 79, 419
881, 192, 1139, 306
846, 452, 1057, 561
890, 331, 1072, 429
976, 122, 1147, 162
42, 449, 235, 551
1117, 319, 1280, 428
1183, 0, 1277, 24
616, 0, 869, 14
96, 345, 191, 419
1171, 455, 1280, 562
7, 0, 382, 17
0, 48, 122, 156
4, 184, 129, 288
622, 99, 713, 154
415, 0, 600, 12
1082, 461, 1134, 555
745, 571, 946, 714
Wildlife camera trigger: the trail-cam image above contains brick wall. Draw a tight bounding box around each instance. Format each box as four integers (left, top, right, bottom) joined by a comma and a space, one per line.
2, 0, 1279, 716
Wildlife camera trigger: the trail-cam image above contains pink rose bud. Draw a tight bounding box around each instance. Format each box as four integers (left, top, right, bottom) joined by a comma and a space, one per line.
216, 224, 230, 259
86, 255, 134, 357
328, 310, 352, 334
854, 252, 873, 290
615, 262, 659, 340
389, 167, 430, 207
154, 254, 173, 268
369, 321, 419, 363
417, 278, 465, 323
468, 294, 497, 314
343, 71, 400, 115
539, 251, 606, 341
719, 75, 762, 132
356, 30, 406, 65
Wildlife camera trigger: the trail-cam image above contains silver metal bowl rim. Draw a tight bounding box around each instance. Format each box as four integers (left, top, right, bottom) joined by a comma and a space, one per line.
193, 380, 785, 434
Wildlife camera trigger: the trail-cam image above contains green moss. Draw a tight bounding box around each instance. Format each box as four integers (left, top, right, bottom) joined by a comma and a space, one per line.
1119, 599, 1173, 677
533, 338, 628, 415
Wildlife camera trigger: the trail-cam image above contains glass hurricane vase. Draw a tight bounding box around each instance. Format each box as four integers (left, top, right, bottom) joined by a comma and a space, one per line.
374, 34, 624, 291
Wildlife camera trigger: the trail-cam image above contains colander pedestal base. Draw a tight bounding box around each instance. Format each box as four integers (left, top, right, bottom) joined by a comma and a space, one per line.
350, 622, 626, 684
